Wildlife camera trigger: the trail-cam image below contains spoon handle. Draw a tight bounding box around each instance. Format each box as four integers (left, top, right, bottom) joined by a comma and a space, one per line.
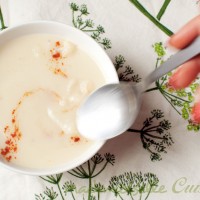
146, 36, 200, 86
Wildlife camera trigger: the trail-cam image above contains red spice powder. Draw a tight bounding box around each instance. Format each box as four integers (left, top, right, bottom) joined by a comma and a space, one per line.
71, 136, 80, 142
56, 41, 60, 46
5, 139, 11, 145
1, 90, 39, 162
13, 147, 17, 152
52, 52, 61, 59
11, 132, 17, 138
6, 156, 12, 161
4, 126, 9, 133
1, 146, 10, 156
49, 67, 67, 78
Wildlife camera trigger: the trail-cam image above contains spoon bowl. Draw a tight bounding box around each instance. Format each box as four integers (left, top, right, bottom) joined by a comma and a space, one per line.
77, 83, 141, 140
77, 36, 200, 140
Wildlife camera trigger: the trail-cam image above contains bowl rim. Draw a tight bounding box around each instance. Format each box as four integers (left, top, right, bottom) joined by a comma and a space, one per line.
0, 20, 119, 175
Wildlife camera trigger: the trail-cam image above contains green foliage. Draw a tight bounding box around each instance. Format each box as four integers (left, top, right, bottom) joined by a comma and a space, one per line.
68, 153, 115, 179
92, 183, 106, 193
0, 7, 7, 30
39, 174, 64, 200
62, 181, 76, 194
104, 153, 115, 165
70, 2, 79, 11
68, 153, 115, 199
145, 173, 159, 187
90, 195, 96, 200
156, 0, 171, 21
108, 172, 159, 200
108, 176, 123, 198
62, 181, 76, 200
69, 2, 111, 50
129, 109, 173, 161
40, 174, 63, 184
114, 55, 141, 83
91, 153, 104, 164
114, 55, 126, 71
92, 183, 106, 200
35, 194, 46, 200
149, 42, 200, 132
129, 0, 173, 36
153, 42, 166, 58
36, 153, 161, 200
37, 153, 115, 200
35, 187, 58, 200
44, 187, 58, 200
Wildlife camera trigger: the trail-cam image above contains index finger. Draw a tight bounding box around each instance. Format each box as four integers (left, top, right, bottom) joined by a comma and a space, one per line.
169, 15, 200, 49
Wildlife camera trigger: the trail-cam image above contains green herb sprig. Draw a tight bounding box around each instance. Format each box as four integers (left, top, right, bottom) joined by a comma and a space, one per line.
108, 172, 159, 200
128, 109, 173, 161
70, 3, 111, 50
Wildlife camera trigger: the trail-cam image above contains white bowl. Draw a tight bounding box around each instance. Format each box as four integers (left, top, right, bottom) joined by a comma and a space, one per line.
0, 21, 119, 175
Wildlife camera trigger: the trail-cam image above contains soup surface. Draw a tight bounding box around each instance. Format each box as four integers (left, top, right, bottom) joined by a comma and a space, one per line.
0, 34, 105, 169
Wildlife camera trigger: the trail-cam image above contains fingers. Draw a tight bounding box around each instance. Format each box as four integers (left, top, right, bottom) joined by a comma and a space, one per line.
169, 55, 200, 89
168, 15, 200, 124
168, 15, 200, 49
191, 102, 200, 123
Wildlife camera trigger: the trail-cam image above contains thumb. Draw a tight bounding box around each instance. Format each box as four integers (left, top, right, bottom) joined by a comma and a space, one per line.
169, 55, 200, 89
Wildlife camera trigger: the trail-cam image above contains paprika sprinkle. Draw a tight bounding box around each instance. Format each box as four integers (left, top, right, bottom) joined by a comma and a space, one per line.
70, 136, 81, 142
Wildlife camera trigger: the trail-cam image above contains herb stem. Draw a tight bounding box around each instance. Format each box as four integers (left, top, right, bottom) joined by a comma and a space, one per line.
119, 194, 124, 200
145, 125, 160, 131
129, 0, 173, 36
71, 191, 76, 200
98, 192, 100, 200
92, 162, 108, 178
155, 58, 160, 69
139, 192, 143, 200
0, 7, 6, 29
160, 90, 181, 115
145, 87, 158, 93
79, 165, 88, 176
163, 90, 190, 103
128, 128, 141, 133
88, 176, 92, 200
156, 0, 171, 21
91, 162, 97, 174
67, 171, 86, 178
87, 161, 92, 200
82, 29, 98, 32
141, 135, 153, 154
40, 176, 55, 184
130, 193, 134, 200
80, 24, 88, 30
145, 185, 153, 200
76, 166, 88, 177
57, 183, 64, 200
158, 75, 167, 87
72, 11, 77, 28
71, 169, 85, 177
143, 132, 163, 140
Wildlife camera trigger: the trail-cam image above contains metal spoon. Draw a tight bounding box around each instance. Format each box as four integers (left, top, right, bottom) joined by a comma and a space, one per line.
77, 37, 200, 140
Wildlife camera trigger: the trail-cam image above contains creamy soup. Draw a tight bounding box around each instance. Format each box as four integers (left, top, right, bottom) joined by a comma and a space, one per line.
0, 34, 105, 169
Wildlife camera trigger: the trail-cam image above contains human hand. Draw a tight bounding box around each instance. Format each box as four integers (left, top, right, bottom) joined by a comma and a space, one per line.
168, 15, 200, 123
169, 15, 200, 89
